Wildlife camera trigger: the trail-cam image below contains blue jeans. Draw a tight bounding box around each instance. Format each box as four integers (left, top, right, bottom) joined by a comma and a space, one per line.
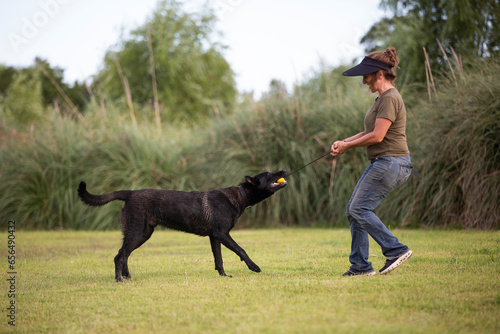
346, 155, 412, 272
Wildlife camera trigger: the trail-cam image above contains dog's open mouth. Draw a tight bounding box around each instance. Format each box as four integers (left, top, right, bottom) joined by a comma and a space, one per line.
271, 178, 287, 187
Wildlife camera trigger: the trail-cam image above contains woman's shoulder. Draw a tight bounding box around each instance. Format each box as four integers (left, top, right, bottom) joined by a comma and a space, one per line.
378, 88, 404, 106
382, 88, 402, 99
375, 88, 405, 116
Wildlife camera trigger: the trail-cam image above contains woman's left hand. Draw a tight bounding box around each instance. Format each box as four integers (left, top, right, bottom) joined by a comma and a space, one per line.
330, 141, 348, 156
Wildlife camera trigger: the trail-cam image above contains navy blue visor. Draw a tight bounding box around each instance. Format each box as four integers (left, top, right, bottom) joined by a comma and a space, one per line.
342, 56, 393, 76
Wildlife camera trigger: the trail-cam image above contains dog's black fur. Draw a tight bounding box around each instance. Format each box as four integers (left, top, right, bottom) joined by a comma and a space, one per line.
77, 171, 287, 281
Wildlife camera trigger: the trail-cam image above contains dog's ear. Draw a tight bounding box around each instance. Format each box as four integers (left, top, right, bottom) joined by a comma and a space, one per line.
245, 176, 257, 185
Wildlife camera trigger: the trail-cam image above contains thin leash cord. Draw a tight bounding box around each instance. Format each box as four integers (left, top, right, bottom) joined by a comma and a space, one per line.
286, 152, 331, 177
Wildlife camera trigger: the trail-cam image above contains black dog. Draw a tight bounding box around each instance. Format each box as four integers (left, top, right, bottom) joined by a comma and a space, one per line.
77, 171, 287, 281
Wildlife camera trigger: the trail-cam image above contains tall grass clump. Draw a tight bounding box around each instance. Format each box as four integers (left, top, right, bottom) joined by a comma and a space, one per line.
0, 106, 194, 230
1, 55, 498, 230
383, 57, 500, 229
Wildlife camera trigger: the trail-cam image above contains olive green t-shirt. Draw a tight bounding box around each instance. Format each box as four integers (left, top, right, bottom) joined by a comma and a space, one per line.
364, 88, 410, 160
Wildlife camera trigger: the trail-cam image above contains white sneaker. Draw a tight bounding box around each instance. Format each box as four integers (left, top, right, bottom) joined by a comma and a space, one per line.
379, 250, 413, 275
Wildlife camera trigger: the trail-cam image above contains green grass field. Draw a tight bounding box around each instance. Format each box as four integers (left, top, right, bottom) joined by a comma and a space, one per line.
2, 229, 499, 333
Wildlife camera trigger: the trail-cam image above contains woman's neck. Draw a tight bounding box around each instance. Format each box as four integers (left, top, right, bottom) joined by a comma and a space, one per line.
378, 82, 394, 95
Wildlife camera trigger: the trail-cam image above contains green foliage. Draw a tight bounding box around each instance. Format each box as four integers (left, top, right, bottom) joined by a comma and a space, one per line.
362, 0, 500, 85
95, 0, 236, 122
0, 64, 16, 94
1, 66, 45, 125
0, 65, 371, 230
396, 58, 500, 229
0, 58, 89, 123
0, 115, 190, 230
1, 56, 499, 230
36, 58, 89, 111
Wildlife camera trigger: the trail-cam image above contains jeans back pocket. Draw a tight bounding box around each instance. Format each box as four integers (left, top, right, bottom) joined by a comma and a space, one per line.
397, 165, 412, 186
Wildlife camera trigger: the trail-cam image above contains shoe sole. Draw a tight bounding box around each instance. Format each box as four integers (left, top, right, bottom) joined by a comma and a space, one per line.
380, 250, 413, 275
343, 270, 376, 277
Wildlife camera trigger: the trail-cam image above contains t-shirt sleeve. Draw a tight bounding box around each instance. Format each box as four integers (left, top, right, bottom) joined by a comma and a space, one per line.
376, 95, 398, 122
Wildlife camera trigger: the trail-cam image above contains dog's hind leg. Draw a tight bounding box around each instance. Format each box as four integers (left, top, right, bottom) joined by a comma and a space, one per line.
115, 210, 129, 282
115, 223, 155, 282
125, 224, 156, 279
209, 236, 231, 277
114, 247, 127, 282
214, 232, 261, 273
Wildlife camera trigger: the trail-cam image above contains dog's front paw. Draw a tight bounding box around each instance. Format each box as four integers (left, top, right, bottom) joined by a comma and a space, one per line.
218, 271, 232, 278
248, 263, 261, 273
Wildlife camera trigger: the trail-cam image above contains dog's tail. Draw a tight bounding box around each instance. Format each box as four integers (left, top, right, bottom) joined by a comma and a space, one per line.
77, 181, 132, 206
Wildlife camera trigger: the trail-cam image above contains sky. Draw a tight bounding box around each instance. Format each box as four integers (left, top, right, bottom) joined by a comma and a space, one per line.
1, 0, 385, 97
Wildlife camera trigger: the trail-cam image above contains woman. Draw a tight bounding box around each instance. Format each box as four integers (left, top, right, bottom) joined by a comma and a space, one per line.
331, 47, 414, 276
